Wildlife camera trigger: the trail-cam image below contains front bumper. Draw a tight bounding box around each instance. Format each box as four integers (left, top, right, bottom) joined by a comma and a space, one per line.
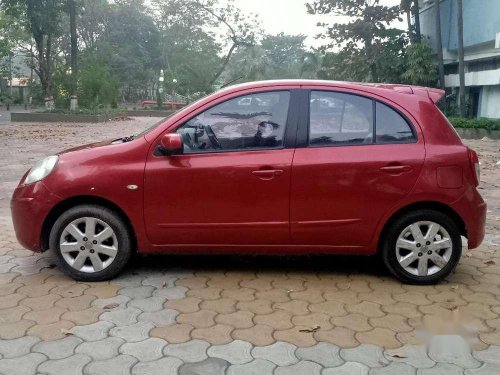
11, 181, 61, 252
451, 187, 486, 249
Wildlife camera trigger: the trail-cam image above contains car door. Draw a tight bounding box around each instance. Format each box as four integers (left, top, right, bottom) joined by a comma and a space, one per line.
290, 89, 425, 251
144, 89, 299, 247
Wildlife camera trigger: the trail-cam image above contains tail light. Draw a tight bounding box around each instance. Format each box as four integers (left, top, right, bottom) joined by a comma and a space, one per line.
468, 148, 480, 186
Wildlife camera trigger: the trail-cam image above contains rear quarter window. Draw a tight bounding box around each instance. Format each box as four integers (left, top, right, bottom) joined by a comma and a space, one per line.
376, 102, 416, 143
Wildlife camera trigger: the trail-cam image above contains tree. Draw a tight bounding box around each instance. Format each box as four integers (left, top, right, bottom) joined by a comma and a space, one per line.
412, 0, 421, 43
435, 0, 445, 89
68, 0, 78, 110
1, 0, 65, 108
307, 0, 404, 82
401, 0, 414, 43
401, 42, 438, 86
456, 0, 466, 117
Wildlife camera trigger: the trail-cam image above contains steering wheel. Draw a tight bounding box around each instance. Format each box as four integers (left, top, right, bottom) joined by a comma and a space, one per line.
204, 125, 222, 149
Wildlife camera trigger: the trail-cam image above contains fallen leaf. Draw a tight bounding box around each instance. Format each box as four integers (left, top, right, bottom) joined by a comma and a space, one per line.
103, 303, 119, 310
450, 285, 459, 290
465, 253, 472, 258
61, 328, 73, 336
299, 325, 320, 333
484, 260, 496, 265
161, 281, 167, 288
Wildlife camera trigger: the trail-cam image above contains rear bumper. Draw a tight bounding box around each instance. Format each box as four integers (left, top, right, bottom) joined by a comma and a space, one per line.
11, 182, 61, 252
451, 187, 486, 249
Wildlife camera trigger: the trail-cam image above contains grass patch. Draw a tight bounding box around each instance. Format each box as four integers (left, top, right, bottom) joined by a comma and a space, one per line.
449, 117, 500, 131
38, 107, 127, 116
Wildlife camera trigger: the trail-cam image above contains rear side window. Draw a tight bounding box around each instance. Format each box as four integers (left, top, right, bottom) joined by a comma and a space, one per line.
309, 91, 373, 146
376, 102, 415, 143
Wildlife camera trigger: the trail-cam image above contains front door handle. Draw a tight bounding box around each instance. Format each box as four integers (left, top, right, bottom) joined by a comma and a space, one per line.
252, 169, 284, 180
380, 165, 412, 174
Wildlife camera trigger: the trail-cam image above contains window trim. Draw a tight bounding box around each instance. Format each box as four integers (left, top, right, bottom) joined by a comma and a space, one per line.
170, 89, 299, 156
303, 89, 418, 149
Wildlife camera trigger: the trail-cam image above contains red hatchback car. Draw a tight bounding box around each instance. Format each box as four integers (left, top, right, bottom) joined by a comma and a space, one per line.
11, 80, 486, 284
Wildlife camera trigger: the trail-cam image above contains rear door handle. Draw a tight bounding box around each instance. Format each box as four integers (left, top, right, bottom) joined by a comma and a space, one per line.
380, 165, 412, 174
252, 169, 284, 180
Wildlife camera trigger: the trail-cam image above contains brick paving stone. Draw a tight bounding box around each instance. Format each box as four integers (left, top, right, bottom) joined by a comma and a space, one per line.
23, 306, 67, 325
92, 295, 131, 309
27, 320, 75, 341
357, 291, 395, 306
480, 331, 500, 346
0, 319, 35, 339
132, 356, 184, 375
142, 275, 177, 289
128, 296, 165, 312
101, 307, 141, 326
348, 301, 386, 318
274, 360, 322, 375
208, 340, 253, 364
382, 302, 423, 319
150, 323, 194, 343
110, 321, 154, 342
474, 346, 500, 365
165, 297, 201, 313
120, 337, 167, 362
215, 310, 254, 329
179, 357, 230, 375
154, 286, 189, 300
138, 309, 178, 326
341, 344, 389, 368
323, 361, 369, 375
236, 299, 273, 315
232, 324, 275, 346
465, 364, 500, 375
84, 283, 121, 299
200, 298, 237, 314
385, 344, 435, 369
254, 310, 293, 330
187, 287, 222, 301
296, 342, 343, 367
86, 354, 138, 375
0, 305, 29, 324
274, 300, 310, 315
331, 313, 372, 332
71, 320, 114, 341
0, 353, 46, 375
221, 288, 255, 302
314, 327, 359, 348
61, 307, 102, 326
51, 283, 89, 298
75, 337, 125, 360
356, 328, 402, 349
164, 339, 210, 363
370, 362, 417, 375
292, 312, 334, 331
226, 359, 275, 375
252, 341, 298, 366
119, 286, 155, 299
37, 354, 92, 375
309, 300, 347, 316
417, 363, 465, 375
55, 295, 96, 311
176, 277, 208, 289
0, 336, 40, 358
32, 336, 83, 359
255, 289, 291, 303
17, 282, 55, 297
428, 335, 481, 369
177, 309, 217, 328
191, 324, 234, 344
19, 294, 58, 310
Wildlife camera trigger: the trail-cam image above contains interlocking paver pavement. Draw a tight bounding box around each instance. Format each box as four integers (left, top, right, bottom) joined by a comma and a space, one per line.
0, 120, 499, 373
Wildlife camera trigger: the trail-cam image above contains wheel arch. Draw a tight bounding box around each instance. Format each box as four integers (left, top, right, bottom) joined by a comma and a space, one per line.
41, 195, 137, 252
377, 201, 466, 253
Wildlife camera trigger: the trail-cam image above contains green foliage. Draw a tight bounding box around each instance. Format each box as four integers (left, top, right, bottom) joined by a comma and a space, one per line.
448, 117, 500, 131
78, 59, 119, 109
401, 42, 438, 86
307, 0, 406, 82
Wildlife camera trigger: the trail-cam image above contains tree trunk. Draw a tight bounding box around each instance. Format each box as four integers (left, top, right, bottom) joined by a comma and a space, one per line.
69, 0, 78, 111
457, 0, 466, 117
406, 10, 414, 44
413, 0, 421, 43
435, 0, 445, 89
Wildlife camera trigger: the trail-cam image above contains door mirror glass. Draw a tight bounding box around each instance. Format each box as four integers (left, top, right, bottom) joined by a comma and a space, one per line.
160, 133, 183, 155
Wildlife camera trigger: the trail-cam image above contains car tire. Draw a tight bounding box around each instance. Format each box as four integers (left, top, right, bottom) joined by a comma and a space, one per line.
382, 209, 462, 285
49, 205, 132, 281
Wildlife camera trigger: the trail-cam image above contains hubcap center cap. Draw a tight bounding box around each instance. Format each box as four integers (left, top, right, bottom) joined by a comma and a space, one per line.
84, 242, 93, 250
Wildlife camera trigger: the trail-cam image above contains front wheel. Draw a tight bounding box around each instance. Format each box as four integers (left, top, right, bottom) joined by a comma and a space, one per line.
49, 205, 133, 281
382, 210, 462, 285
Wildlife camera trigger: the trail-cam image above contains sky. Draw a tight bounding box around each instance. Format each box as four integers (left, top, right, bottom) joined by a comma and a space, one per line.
234, 0, 407, 48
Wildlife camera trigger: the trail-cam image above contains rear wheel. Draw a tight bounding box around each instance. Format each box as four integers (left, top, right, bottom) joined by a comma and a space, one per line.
382, 210, 462, 284
49, 205, 132, 281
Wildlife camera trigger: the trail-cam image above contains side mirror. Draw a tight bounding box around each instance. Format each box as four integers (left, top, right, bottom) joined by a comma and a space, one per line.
160, 133, 183, 155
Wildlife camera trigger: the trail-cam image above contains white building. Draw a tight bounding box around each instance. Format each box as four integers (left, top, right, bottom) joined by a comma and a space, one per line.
419, 0, 500, 119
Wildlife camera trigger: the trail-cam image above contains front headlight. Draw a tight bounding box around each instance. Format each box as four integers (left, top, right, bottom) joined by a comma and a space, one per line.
24, 155, 59, 184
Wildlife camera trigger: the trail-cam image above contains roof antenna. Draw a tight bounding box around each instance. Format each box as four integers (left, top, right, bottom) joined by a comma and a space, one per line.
220, 76, 244, 89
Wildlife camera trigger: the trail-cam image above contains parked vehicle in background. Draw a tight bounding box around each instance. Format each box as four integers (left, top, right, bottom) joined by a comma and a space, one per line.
11, 80, 486, 284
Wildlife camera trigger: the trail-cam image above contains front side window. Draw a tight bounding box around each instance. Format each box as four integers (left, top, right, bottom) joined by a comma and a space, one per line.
309, 91, 373, 146
177, 91, 290, 153
376, 102, 415, 143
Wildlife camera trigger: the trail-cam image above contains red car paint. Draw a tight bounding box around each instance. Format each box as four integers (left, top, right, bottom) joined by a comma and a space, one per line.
11, 80, 486, 256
